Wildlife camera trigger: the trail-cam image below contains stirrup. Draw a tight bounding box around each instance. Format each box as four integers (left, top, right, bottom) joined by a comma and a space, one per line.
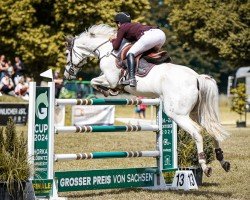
120, 80, 130, 86
120, 79, 137, 87
129, 78, 136, 87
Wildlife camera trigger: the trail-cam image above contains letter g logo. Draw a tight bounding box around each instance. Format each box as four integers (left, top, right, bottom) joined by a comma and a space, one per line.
36, 91, 49, 120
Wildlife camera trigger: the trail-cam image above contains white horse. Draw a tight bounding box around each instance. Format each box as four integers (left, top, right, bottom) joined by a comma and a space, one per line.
63, 24, 230, 176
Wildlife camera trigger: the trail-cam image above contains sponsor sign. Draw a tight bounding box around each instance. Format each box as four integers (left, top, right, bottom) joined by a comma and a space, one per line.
72, 105, 115, 125
162, 112, 174, 169
34, 87, 50, 179
32, 179, 53, 197
0, 103, 28, 125
55, 168, 155, 192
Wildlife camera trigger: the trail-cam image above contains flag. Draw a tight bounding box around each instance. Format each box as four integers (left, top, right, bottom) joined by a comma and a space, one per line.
40, 69, 53, 80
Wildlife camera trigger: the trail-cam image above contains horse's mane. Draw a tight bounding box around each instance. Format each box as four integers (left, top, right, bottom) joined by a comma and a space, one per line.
79, 24, 116, 39
65, 24, 116, 50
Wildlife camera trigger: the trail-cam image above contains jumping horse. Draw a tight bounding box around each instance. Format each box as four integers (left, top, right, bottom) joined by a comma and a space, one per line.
63, 24, 230, 176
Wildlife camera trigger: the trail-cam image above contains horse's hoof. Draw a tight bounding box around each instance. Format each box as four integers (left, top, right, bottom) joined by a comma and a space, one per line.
204, 167, 212, 177
222, 161, 230, 172
102, 90, 109, 97
109, 89, 119, 96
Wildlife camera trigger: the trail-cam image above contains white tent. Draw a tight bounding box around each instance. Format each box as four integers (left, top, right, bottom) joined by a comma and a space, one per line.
235, 66, 250, 79
235, 66, 250, 103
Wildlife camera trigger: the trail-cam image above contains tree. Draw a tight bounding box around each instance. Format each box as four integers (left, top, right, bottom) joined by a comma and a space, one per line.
0, 0, 150, 80
148, 0, 223, 81
165, 0, 250, 68
231, 83, 247, 122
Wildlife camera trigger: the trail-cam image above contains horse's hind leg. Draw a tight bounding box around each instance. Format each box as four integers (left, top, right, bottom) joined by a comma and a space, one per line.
167, 113, 212, 177
213, 140, 231, 172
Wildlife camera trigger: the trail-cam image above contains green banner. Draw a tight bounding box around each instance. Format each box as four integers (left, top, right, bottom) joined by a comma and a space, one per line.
34, 87, 50, 179
32, 179, 53, 197
55, 168, 156, 192
162, 112, 174, 170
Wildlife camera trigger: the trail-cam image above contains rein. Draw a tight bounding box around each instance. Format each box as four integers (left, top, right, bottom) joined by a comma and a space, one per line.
93, 40, 117, 61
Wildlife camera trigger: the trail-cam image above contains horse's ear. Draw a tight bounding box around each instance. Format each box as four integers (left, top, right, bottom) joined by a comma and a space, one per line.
64, 35, 74, 43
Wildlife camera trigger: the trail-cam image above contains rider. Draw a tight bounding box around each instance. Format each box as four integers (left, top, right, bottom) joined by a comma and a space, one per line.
110, 12, 166, 87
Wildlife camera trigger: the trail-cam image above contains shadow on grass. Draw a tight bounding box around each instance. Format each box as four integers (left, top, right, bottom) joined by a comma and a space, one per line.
201, 182, 220, 187
64, 184, 233, 199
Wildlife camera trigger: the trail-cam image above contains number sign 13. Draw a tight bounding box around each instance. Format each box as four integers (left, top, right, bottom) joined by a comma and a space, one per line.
172, 170, 198, 190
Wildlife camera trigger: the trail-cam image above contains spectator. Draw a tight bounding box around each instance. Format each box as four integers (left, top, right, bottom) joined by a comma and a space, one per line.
25, 76, 34, 95
7, 60, 15, 78
14, 56, 25, 77
133, 96, 147, 119
14, 76, 29, 100
139, 101, 147, 119
54, 69, 63, 98
14, 74, 21, 86
24, 76, 33, 96
76, 77, 89, 98
0, 72, 15, 96
134, 105, 141, 118
0, 55, 8, 79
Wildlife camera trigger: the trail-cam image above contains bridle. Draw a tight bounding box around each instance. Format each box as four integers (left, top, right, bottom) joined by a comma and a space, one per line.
92, 40, 117, 60
65, 37, 116, 78
65, 38, 87, 77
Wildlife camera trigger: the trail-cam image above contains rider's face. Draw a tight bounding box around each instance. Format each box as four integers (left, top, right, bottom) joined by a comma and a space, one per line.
116, 22, 121, 28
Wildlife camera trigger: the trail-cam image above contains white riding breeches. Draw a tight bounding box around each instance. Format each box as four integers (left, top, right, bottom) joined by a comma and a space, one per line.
127, 29, 166, 57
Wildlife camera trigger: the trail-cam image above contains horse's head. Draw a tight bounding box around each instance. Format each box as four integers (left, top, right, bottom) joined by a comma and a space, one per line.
63, 24, 116, 80
63, 35, 88, 80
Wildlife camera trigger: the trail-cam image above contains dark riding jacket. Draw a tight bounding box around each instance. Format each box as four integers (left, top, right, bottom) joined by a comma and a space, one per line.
111, 22, 155, 50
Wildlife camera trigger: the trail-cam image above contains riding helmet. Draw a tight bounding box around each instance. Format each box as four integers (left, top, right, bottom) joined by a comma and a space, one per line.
114, 12, 131, 24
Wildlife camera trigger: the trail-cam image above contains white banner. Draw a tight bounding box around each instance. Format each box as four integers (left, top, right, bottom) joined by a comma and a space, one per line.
54, 105, 65, 126
72, 105, 115, 126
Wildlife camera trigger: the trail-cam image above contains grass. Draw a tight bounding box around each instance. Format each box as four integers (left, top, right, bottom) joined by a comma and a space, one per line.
1, 94, 250, 200
219, 94, 250, 125
0, 94, 26, 103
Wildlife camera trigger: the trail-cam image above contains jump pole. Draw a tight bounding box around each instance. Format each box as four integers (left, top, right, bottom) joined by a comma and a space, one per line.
28, 81, 178, 199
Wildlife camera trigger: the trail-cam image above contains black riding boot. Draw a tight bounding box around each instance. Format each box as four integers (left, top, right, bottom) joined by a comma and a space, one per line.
121, 53, 136, 87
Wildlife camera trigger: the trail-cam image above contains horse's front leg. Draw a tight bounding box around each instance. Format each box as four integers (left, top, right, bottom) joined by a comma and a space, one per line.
213, 140, 231, 172
100, 62, 121, 89
91, 75, 121, 97
91, 74, 110, 87
91, 75, 111, 97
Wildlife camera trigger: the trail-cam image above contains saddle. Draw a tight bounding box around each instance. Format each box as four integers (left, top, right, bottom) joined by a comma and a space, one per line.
116, 44, 172, 78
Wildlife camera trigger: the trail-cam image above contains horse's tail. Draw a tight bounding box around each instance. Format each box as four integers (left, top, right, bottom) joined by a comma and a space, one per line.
197, 75, 230, 141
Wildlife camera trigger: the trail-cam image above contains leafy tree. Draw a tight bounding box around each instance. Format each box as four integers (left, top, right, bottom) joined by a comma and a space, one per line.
0, 0, 63, 79
165, 0, 250, 68
231, 83, 247, 121
0, 0, 150, 80
149, 0, 223, 81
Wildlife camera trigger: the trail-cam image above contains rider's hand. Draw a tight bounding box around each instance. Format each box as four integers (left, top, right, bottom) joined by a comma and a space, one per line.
109, 35, 116, 42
